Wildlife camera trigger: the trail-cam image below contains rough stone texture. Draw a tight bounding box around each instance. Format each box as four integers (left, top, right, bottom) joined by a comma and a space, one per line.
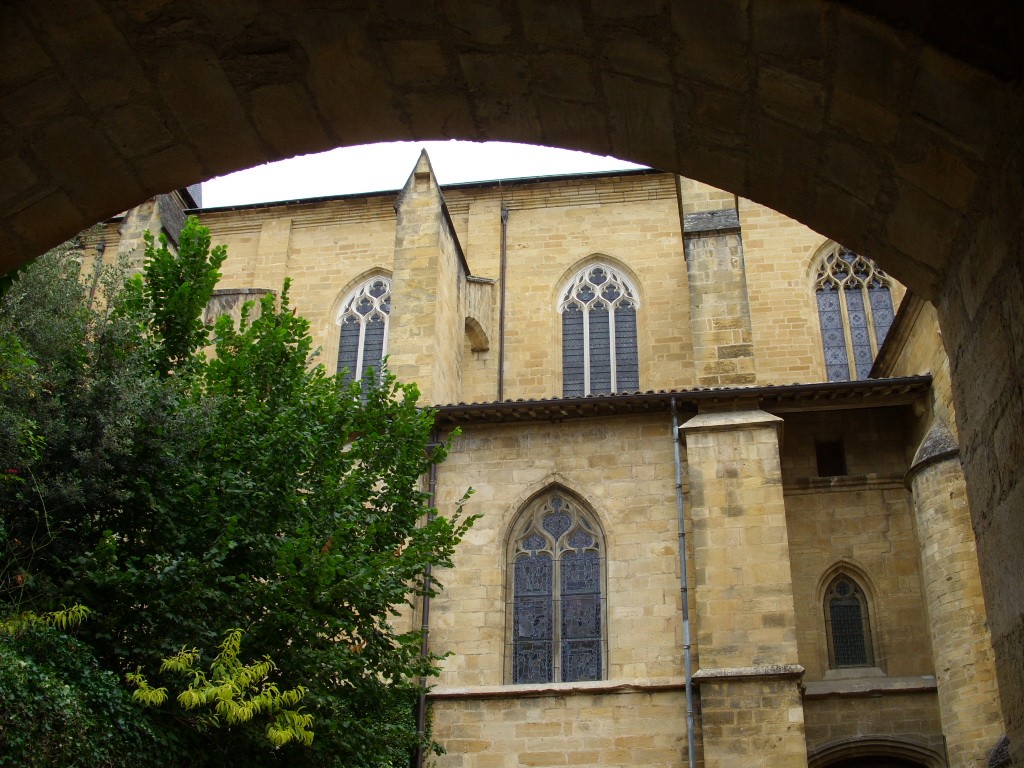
908, 426, 1004, 768
803, 693, 946, 766
871, 294, 958, 446
388, 152, 467, 405
1, 0, 1020, 299
780, 410, 934, 683
682, 408, 809, 766
11, 10, 1022, 694
428, 688, 691, 768
70, 163, 994, 765
939, 108, 1024, 768
684, 203, 757, 387
698, 678, 808, 768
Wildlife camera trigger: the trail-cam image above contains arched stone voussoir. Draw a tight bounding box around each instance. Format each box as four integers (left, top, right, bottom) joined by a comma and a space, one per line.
1, 0, 1021, 299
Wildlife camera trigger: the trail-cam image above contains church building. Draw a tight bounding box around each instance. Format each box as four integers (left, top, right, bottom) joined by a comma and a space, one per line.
88, 151, 1004, 768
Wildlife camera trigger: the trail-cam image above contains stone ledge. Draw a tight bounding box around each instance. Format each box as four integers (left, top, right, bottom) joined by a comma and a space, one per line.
692, 664, 805, 684
783, 473, 905, 495
803, 674, 937, 699
683, 208, 741, 235
681, 408, 783, 433
427, 676, 689, 701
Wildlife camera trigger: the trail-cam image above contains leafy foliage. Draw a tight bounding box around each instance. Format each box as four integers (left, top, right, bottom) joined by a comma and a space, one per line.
0, 217, 474, 766
0, 610, 180, 767
129, 628, 313, 748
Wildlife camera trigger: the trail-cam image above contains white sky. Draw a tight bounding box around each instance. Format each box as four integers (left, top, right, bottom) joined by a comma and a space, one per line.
201, 141, 645, 208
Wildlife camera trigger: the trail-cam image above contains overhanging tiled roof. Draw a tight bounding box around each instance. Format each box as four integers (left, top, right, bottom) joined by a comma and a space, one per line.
434, 376, 932, 427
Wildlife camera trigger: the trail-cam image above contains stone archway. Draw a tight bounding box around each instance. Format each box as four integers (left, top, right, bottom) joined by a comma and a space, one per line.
3, 2, 1024, 762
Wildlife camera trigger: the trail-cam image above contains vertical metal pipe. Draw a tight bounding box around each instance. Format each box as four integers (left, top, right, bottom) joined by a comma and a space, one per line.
414, 437, 440, 768
497, 205, 509, 401
672, 398, 697, 768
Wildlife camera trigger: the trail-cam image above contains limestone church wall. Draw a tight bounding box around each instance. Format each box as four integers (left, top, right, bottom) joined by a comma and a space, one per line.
74, 161, 1005, 767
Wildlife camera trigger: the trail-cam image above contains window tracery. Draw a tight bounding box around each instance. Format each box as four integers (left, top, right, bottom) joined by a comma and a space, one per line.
815, 246, 895, 381
824, 574, 874, 668
559, 264, 640, 396
508, 493, 605, 684
336, 276, 391, 385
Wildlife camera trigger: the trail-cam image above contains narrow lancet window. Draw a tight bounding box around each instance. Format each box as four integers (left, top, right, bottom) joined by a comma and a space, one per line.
509, 493, 605, 684
824, 574, 874, 668
559, 264, 640, 396
336, 277, 391, 385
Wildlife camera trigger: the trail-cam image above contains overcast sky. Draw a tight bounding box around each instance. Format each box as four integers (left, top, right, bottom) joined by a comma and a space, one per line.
201, 141, 645, 208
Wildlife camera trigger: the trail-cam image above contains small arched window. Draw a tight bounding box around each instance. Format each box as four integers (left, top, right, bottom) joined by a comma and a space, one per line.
824, 575, 874, 668
815, 246, 895, 381
336, 277, 391, 385
508, 492, 605, 684
559, 264, 640, 396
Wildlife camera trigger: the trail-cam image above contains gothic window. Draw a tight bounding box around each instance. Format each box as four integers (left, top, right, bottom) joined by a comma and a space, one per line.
559, 264, 640, 396
336, 277, 391, 385
815, 246, 895, 381
508, 492, 605, 684
824, 575, 874, 668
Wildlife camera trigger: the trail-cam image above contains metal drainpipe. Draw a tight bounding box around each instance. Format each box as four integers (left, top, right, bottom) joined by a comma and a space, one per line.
414, 437, 440, 768
672, 398, 697, 768
497, 205, 509, 401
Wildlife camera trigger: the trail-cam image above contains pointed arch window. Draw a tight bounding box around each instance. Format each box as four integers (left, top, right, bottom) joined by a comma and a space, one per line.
824, 574, 874, 668
508, 492, 605, 684
559, 264, 640, 396
336, 277, 391, 385
815, 246, 895, 381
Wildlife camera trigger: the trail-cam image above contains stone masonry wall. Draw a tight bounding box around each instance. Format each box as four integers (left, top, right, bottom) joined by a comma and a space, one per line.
430, 413, 689, 688
428, 689, 690, 768
780, 410, 932, 682
910, 449, 1003, 767
682, 408, 808, 768
738, 198, 906, 386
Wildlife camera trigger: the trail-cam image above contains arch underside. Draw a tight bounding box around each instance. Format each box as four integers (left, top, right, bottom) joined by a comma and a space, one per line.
2, 0, 1022, 301
808, 736, 946, 768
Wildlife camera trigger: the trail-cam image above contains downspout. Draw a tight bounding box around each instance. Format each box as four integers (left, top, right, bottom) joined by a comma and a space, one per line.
414, 435, 440, 768
497, 205, 509, 401
672, 398, 697, 768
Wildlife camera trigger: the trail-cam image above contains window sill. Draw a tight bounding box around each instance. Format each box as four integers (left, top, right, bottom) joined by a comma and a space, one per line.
823, 665, 886, 681
427, 676, 689, 701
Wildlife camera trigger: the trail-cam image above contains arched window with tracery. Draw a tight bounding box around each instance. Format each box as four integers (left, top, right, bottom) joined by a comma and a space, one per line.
815, 245, 895, 381
507, 492, 605, 684
824, 574, 874, 669
559, 263, 640, 396
336, 276, 391, 385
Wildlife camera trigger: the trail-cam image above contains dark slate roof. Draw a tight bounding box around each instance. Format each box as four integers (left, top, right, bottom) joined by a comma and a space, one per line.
433, 376, 932, 427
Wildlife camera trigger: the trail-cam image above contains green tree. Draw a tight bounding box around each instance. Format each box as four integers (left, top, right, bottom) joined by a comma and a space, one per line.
0, 219, 474, 766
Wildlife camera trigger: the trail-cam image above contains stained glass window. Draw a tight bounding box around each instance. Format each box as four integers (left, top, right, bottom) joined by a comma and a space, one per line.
336, 277, 391, 385
814, 246, 895, 382
509, 493, 605, 684
824, 575, 874, 668
559, 264, 640, 396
